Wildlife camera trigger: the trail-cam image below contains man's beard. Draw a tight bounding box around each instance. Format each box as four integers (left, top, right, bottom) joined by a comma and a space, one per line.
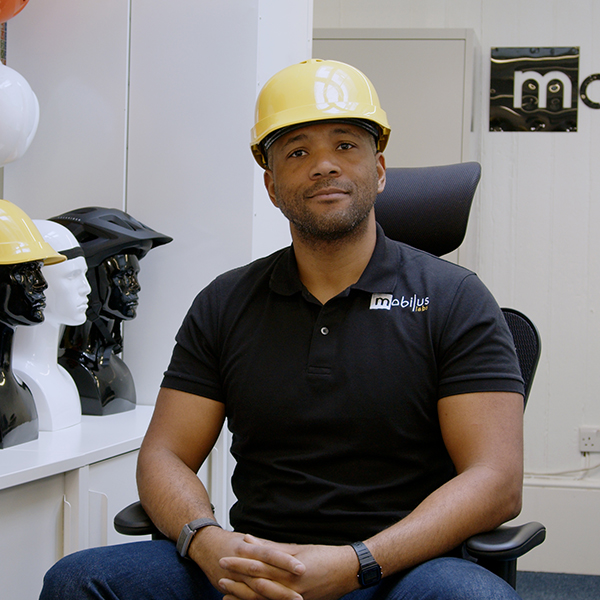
274, 173, 379, 245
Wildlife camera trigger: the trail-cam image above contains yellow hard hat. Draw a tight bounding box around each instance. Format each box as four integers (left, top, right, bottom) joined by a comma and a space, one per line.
251, 59, 391, 168
0, 200, 66, 265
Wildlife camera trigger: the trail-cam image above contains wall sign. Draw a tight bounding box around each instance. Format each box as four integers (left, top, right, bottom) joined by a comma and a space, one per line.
490, 47, 580, 131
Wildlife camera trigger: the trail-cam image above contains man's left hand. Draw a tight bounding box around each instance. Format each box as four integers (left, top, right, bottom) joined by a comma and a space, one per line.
218, 534, 359, 600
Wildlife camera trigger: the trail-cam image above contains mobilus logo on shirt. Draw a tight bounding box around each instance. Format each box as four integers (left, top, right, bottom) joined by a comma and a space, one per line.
370, 293, 430, 312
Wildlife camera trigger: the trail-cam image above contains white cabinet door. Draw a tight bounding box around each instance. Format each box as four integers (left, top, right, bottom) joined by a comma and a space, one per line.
88, 450, 150, 548
0, 474, 65, 600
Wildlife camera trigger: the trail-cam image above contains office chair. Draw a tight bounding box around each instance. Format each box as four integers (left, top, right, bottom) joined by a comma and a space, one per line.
376, 163, 545, 588
114, 162, 545, 589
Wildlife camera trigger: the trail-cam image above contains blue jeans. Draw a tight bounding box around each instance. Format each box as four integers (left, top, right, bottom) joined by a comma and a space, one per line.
39, 539, 521, 600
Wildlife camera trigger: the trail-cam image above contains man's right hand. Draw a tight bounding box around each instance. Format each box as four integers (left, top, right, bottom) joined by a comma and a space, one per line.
189, 527, 307, 600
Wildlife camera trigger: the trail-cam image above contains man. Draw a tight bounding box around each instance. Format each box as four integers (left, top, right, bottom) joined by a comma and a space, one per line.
40, 59, 524, 600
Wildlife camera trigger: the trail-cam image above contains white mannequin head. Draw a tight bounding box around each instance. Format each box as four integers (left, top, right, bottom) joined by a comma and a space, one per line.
33, 220, 91, 326
12, 221, 89, 431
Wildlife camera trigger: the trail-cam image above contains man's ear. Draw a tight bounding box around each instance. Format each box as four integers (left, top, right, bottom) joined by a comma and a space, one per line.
376, 152, 386, 194
264, 169, 279, 207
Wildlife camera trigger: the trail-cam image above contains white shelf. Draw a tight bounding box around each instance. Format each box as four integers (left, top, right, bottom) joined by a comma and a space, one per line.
0, 405, 154, 490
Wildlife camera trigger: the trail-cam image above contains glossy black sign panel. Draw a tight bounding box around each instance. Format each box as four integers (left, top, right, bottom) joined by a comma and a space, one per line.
490, 47, 579, 131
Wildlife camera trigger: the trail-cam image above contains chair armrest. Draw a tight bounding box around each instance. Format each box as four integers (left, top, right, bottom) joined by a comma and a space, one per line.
465, 521, 546, 561
114, 501, 159, 536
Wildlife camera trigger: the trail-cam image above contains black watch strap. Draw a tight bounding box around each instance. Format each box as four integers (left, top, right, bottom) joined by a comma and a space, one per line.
176, 518, 221, 558
350, 541, 382, 588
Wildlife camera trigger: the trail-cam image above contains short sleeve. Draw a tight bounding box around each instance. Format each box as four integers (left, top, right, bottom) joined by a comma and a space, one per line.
436, 274, 524, 399
161, 282, 224, 402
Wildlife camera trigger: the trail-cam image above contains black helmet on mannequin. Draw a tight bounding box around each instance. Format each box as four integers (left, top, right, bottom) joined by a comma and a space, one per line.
50, 207, 172, 269
50, 207, 172, 334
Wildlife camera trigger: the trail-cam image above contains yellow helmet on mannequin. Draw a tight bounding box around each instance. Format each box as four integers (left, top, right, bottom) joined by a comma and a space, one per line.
0, 200, 66, 265
251, 59, 391, 168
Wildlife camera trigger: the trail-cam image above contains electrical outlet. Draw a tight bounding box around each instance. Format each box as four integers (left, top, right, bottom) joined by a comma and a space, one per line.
579, 427, 600, 453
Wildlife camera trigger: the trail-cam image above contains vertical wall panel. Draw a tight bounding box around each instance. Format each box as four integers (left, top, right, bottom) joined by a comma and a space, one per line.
251, 0, 313, 260
123, 1, 259, 403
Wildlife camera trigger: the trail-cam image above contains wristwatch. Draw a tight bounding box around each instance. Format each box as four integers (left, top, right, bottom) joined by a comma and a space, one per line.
176, 518, 221, 558
350, 541, 382, 588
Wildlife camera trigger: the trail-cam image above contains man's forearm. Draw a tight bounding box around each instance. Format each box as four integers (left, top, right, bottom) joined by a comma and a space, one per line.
135, 388, 226, 542
365, 462, 522, 577
136, 445, 216, 541
137, 441, 306, 598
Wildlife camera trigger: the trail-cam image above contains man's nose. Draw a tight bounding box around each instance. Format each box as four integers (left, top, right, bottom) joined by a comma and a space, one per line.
309, 150, 341, 179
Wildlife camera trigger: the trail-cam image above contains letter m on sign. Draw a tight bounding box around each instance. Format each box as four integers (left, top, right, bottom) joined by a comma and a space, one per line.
513, 70, 573, 109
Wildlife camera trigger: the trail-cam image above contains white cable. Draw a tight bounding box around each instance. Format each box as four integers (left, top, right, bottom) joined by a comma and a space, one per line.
525, 454, 600, 478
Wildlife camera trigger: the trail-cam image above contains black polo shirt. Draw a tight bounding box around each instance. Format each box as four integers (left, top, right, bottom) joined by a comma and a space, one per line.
162, 225, 523, 545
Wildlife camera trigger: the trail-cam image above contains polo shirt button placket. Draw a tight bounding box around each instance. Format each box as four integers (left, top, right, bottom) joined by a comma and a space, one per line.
307, 305, 341, 376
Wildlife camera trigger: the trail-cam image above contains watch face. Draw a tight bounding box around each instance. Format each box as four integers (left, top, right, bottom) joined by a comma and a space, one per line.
359, 564, 382, 587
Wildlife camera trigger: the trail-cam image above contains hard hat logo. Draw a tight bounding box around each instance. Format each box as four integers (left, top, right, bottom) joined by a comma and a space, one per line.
315, 64, 355, 110
251, 59, 391, 169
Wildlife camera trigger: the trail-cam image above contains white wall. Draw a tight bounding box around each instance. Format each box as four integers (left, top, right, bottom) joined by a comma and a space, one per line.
315, 0, 600, 575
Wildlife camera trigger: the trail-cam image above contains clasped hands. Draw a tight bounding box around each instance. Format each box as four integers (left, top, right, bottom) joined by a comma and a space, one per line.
193, 528, 358, 600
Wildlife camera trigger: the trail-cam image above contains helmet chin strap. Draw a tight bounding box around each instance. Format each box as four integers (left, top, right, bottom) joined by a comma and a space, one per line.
92, 319, 123, 363
84, 263, 124, 363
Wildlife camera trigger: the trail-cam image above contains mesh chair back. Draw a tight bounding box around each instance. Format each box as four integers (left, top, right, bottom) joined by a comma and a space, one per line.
501, 308, 541, 407
375, 162, 481, 256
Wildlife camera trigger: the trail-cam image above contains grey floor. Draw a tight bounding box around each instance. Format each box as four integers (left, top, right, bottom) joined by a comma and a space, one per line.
517, 571, 600, 599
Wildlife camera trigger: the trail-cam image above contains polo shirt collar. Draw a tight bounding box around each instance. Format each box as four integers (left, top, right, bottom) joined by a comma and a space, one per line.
352, 224, 399, 293
270, 224, 400, 297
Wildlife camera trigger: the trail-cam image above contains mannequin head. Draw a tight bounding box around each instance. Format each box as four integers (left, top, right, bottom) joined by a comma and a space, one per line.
0, 261, 47, 327
33, 220, 91, 327
50, 207, 171, 324
101, 253, 141, 320
0, 200, 66, 328
43, 257, 91, 326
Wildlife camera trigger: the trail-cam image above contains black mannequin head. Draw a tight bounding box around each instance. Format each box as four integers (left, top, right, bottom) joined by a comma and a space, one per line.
101, 253, 141, 320
0, 261, 47, 327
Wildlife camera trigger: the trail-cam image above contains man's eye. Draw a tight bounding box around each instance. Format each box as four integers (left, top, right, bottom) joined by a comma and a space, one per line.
289, 149, 306, 158
338, 142, 355, 150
